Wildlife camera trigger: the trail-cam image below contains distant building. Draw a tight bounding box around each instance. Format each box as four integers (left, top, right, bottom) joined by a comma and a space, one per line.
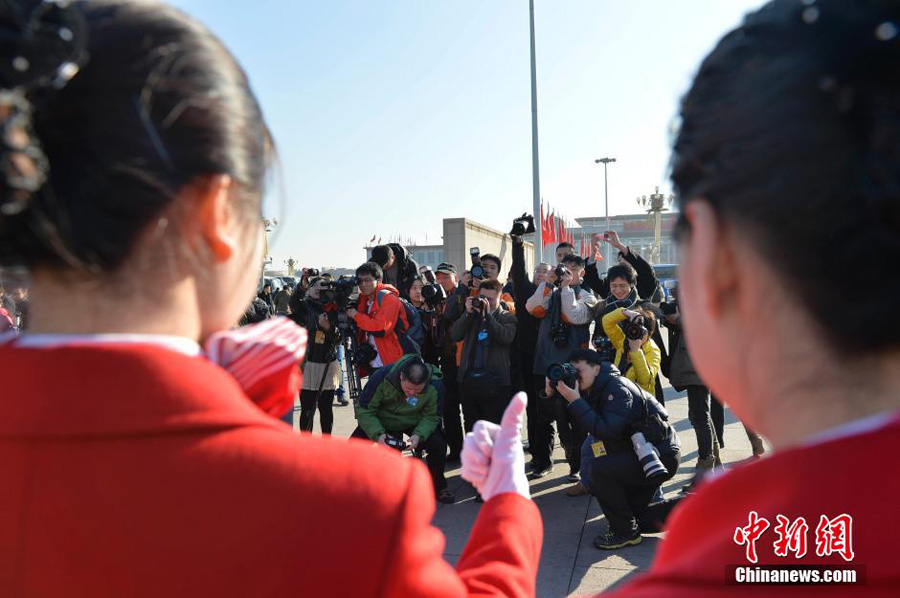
575, 212, 679, 265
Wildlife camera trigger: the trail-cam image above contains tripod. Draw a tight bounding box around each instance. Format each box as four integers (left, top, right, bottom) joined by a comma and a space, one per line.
335, 312, 364, 403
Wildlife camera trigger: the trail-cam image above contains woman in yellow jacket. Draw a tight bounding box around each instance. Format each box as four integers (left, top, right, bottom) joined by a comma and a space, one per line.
601, 306, 661, 395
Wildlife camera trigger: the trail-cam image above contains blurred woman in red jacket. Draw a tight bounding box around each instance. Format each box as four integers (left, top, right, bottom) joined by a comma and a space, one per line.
606, 1, 900, 596
0, 1, 541, 597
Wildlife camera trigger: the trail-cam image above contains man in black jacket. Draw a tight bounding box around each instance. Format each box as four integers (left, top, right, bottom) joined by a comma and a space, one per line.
554, 349, 681, 550
582, 231, 660, 302
509, 231, 547, 461
370, 243, 420, 300
450, 279, 517, 427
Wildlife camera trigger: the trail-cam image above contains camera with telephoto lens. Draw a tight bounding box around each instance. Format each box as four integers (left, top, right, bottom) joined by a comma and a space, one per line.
631, 431, 669, 480
353, 343, 378, 365
304, 268, 320, 277
510, 213, 536, 237
621, 314, 648, 341
383, 433, 408, 451
320, 275, 357, 309
419, 266, 447, 307
546, 362, 578, 389
470, 264, 486, 280
593, 336, 615, 363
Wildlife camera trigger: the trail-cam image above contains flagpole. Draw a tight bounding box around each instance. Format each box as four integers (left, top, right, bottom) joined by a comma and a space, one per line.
529, 0, 542, 266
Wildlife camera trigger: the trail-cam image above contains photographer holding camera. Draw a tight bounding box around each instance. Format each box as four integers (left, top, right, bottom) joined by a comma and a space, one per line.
526, 254, 599, 480
369, 243, 420, 301
601, 303, 662, 396
509, 215, 544, 461
551, 348, 680, 550
450, 278, 517, 429
351, 355, 455, 504
410, 271, 446, 368
583, 231, 660, 303
287, 276, 342, 434
346, 262, 407, 374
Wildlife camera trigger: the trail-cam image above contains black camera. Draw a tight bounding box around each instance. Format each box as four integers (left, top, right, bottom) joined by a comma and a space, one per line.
419, 266, 436, 284
660, 300, 678, 317
621, 315, 648, 341
470, 264, 486, 280
593, 336, 616, 363
304, 268, 320, 277
384, 433, 408, 451
320, 275, 357, 309
552, 264, 567, 286
510, 213, 536, 237
353, 343, 378, 365
422, 282, 447, 307
550, 321, 569, 348
547, 362, 578, 388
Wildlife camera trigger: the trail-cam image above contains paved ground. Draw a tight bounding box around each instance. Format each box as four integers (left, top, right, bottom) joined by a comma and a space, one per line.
291, 381, 763, 597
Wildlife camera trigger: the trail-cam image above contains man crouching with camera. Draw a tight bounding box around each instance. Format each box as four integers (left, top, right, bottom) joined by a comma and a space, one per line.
547, 345, 680, 550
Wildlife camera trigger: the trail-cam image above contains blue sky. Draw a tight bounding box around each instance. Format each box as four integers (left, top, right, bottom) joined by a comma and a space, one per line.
170, 0, 764, 270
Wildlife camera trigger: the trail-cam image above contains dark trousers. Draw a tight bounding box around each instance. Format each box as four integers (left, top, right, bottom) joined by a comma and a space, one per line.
299, 389, 335, 434
686, 385, 715, 459
711, 394, 725, 447
442, 361, 463, 456
591, 449, 680, 536
530, 374, 557, 470
461, 381, 510, 430
555, 397, 586, 473
520, 351, 538, 453
350, 426, 448, 492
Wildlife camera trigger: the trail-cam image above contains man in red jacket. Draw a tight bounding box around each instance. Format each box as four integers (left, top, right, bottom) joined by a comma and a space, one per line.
347, 261, 406, 372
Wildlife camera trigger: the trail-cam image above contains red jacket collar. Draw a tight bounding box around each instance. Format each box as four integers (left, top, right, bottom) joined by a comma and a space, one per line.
0, 344, 281, 438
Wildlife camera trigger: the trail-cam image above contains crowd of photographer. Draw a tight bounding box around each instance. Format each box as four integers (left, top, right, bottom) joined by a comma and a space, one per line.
250, 214, 761, 543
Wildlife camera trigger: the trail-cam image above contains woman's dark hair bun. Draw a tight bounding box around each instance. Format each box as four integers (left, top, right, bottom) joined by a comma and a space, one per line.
0, 0, 87, 216
0, 0, 87, 91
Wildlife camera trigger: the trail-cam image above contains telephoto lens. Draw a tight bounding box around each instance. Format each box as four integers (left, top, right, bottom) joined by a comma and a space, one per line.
470, 265, 485, 280
630, 432, 668, 480
623, 316, 648, 341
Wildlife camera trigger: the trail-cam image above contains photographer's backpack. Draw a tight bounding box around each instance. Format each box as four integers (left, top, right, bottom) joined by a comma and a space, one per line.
375, 290, 424, 355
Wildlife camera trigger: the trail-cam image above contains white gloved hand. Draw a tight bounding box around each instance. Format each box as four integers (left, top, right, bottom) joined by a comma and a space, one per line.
460, 392, 530, 501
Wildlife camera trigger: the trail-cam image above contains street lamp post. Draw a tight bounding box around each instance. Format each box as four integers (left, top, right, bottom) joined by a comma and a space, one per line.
261, 218, 278, 287
594, 157, 616, 233
529, 0, 543, 266
636, 186, 673, 264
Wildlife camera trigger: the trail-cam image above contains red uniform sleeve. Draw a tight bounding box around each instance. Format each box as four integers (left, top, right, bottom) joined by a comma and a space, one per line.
354, 293, 401, 334
379, 462, 543, 598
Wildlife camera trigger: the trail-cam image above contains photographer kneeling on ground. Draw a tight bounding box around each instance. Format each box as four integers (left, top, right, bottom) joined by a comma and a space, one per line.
450, 278, 517, 428
602, 303, 662, 396
552, 349, 680, 550
288, 276, 341, 434
352, 355, 455, 504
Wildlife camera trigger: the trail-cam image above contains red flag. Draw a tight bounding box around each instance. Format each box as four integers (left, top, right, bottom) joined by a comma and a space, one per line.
540, 202, 550, 245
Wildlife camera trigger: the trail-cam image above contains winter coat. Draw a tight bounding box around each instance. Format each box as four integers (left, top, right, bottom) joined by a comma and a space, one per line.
566, 362, 680, 459
450, 304, 517, 386
526, 282, 598, 376
383, 243, 421, 300
354, 283, 405, 368
583, 248, 660, 303
663, 324, 704, 391
602, 307, 662, 395
355, 355, 441, 441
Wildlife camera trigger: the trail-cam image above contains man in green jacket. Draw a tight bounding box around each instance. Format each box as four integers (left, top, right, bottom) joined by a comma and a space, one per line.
351, 355, 455, 504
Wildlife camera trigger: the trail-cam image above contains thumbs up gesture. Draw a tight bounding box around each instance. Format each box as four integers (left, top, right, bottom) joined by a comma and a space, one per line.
460, 392, 530, 502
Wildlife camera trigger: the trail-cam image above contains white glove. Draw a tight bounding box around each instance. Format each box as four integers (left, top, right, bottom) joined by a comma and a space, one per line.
461, 392, 530, 501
